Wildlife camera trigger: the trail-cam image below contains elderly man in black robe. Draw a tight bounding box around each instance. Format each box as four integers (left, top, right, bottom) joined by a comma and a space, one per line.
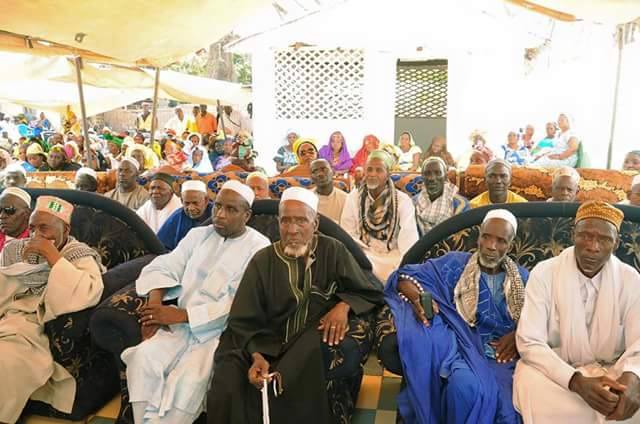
207, 187, 384, 424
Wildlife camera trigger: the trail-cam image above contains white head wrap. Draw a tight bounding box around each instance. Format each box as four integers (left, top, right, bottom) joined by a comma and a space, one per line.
119, 157, 140, 171
4, 163, 26, 176
2, 187, 31, 208
76, 167, 97, 181
483, 208, 518, 234
246, 171, 269, 183
220, 180, 255, 206
281, 187, 319, 212
632, 175, 640, 188
182, 180, 207, 194
553, 166, 580, 184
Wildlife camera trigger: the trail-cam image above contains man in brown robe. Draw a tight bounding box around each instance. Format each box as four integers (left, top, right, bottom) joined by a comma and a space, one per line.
0, 195, 104, 423
207, 187, 383, 424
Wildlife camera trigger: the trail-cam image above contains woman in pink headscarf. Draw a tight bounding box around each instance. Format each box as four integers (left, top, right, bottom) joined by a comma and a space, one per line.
318, 131, 353, 175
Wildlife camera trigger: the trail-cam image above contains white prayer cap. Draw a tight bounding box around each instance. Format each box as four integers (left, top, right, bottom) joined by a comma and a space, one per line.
119, 157, 140, 171
2, 187, 31, 207
281, 187, 318, 212
632, 174, 640, 188
483, 208, 518, 234
182, 180, 207, 194
246, 171, 269, 183
4, 163, 26, 176
76, 167, 97, 181
553, 166, 580, 184
220, 180, 255, 206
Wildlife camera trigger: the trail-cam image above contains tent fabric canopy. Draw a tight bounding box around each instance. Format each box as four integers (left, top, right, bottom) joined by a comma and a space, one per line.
0, 0, 267, 67
0, 52, 250, 114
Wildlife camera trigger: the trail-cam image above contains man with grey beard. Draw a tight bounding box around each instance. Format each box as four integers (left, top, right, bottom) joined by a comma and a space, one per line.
208, 187, 384, 424
379, 209, 529, 422
341, 149, 418, 282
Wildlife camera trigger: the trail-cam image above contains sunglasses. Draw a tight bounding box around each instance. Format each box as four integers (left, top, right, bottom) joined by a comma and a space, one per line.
0, 206, 18, 216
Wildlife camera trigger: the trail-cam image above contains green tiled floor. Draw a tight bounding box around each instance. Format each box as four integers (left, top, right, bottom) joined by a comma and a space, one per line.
352, 356, 402, 423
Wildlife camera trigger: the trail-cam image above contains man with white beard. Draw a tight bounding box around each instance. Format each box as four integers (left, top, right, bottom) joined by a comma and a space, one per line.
341, 150, 418, 282
207, 187, 384, 424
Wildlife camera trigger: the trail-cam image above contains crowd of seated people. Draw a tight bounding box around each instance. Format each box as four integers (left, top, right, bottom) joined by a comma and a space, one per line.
2, 107, 640, 423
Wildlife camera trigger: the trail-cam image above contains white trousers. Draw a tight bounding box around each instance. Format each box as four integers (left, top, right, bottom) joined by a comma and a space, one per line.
122, 325, 219, 423
514, 361, 640, 424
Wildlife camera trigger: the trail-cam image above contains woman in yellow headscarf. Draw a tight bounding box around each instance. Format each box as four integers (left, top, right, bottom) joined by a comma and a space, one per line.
126, 144, 160, 173
281, 138, 318, 177
63, 105, 81, 135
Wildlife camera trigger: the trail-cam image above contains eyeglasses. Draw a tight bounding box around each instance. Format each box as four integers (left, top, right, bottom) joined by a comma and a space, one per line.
0, 206, 18, 216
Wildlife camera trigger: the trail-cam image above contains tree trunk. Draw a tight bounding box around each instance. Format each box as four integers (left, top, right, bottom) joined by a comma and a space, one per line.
206, 33, 240, 82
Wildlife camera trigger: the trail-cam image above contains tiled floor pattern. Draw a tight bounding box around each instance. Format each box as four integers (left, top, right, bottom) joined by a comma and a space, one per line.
24, 357, 401, 424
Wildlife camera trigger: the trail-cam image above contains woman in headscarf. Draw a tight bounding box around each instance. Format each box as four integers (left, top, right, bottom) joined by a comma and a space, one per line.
126, 144, 159, 173
457, 130, 495, 169
186, 133, 201, 154
187, 145, 214, 174
396, 131, 422, 171
281, 138, 318, 177
214, 137, 236, 171
162, 139, 188, 171
350, 134, 380, 175
318, 131, 353, 175
273, 129, 299, 173
231, 130, 257, 171
532, 113, 579, 168
623, 150, 640, 171
63, 141, 82, 164
209, 138, 225, 170
423, 136, 456, 168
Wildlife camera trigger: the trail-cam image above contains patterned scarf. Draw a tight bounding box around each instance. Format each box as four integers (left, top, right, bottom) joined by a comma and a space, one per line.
358, 178, 399, 251
1, 236, 105, 289
453, 252, 525, 327
414, 182, 457, 236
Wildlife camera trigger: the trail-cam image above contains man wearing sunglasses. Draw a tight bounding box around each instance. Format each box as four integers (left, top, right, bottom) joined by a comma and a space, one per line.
0, 187, 31, 252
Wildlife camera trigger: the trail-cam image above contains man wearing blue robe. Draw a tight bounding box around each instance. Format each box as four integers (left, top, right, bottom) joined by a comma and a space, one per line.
157, 180, 213, 251
381, 209, 529, 423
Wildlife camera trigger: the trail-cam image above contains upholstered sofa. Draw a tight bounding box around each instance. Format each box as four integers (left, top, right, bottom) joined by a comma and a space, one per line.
16, 189, 166, 421
89, 199, 381, 424
26, 166, 635, 203
375, 202, 640, 379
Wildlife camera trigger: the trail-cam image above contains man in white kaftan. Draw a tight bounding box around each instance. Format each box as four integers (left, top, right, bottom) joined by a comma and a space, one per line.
515, 201, 640, 423
0, 196, 104, 423
121, 180, 270, 424
341, 150, 418, 282
136, 172, 182, 233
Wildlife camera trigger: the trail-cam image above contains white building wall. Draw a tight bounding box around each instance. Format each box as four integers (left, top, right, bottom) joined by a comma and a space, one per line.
251, 49, 396, 174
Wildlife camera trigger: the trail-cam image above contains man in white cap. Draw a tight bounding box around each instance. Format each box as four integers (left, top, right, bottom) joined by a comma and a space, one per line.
0, 195, 104, 422
341, 150, 419, 281
549, 166, 580, 202
3, 163, 28, 188
208, 187, 384, 424
0, 187, 31, 251
122, 180, 270, 424
379, 209, 529, 423
621, 175, 640, 206
103, 157, 150, 210
75, 167, 99, 192
245, 171, 270, 200
157, 180, 213, 250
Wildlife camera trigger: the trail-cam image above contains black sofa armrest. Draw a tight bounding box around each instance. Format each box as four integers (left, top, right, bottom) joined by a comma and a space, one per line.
90, 255, 157, 354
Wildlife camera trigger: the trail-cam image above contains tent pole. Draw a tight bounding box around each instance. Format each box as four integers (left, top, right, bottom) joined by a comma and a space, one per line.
150, 67, 161, 153
607, 25, 624, 169
216, 100, 227, 140
73, 56, 92, 167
